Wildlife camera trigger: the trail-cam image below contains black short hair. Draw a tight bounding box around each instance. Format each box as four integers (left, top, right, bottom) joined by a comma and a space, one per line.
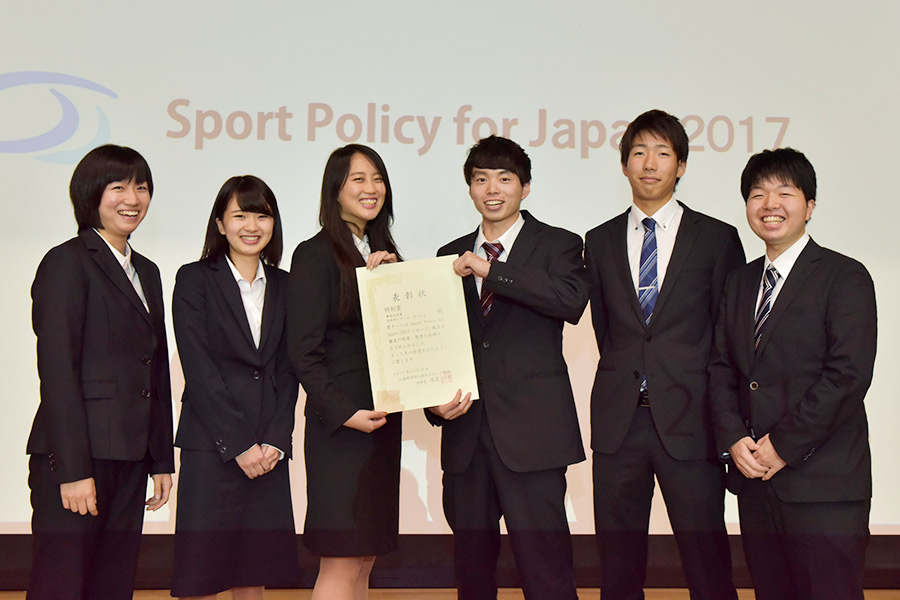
740, 148, 816, 203
69, 145, 153, 231
463, 135, 531, 186
201, 175, 283, 266
619, 109, 689, 167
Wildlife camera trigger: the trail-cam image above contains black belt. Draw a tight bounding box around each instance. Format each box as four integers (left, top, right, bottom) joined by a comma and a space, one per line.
637, 389, 650, 407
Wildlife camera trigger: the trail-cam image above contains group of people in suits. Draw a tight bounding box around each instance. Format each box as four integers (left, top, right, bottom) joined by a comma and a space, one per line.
25, 107, 876, 600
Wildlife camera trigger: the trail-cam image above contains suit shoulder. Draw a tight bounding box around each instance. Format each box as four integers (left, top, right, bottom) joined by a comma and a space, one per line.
291, 230, 332, 260
689, 209, 740, 238
264, 263, 290, 284
175, 260, 207, 280
817, 245, 872, 278
585, 211, 627, 246
437, 232, 474, 257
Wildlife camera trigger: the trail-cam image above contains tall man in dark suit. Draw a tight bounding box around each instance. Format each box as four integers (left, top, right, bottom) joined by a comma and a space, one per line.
427, 135, 589, 600
584, 109, 744, 600
709, 148, 876, 600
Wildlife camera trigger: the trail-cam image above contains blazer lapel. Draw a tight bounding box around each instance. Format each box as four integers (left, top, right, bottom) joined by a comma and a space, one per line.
754, 240, 822, 357
653, 203, 700, 323
485, 211, 540, 329
82, 230, 152, 324
258, 264, 279, 353
610, 209, 647, 329
738, 258, 765, 369
211, 256, 257, 349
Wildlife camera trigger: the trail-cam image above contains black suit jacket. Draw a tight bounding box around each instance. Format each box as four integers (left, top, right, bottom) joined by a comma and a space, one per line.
172, 257, 298, 461
287, 230, 383, 433
709, 239, 876, 502
585, 203, 745, 460
429, 211, 588, 474
28, 229, 174, 484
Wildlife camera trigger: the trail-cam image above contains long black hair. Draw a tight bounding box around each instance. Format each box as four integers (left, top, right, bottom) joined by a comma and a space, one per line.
201, 175, 283, 266
319, 144, 400, 316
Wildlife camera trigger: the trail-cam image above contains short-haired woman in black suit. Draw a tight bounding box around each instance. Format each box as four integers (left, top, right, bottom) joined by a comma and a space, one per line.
27, 144, 174, 599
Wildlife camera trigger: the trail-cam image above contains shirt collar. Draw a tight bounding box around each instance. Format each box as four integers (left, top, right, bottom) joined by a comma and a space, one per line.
224, 255, 266, 285
475, 212, 525, 249
93, 228, 133, 270
352, 233, 371, 259
765, 233, 810, 278
629, 197, 681, 232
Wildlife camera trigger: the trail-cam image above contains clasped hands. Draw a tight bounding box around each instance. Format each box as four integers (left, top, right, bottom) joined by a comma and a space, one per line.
236, 443, 282, 479
729, 433, 787, 481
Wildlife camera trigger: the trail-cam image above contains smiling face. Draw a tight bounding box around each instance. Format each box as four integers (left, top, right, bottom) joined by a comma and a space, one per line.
746, 177, 815, 259
622, 131, 686, 214
97, 179, 151, 252
216, 194, 274, 263
468, 168, 530, 239
338, 152, 386, 238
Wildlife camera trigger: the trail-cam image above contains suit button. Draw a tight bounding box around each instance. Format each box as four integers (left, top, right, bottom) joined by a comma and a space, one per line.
141, 389, 151, 399
253, 370, 260, 380
632, 371, 640, 379
507, 278, 513, 284
219, 446, 227, 454
215, 439, 223, 446
644, 334, 652, 341
141, 355, 151, 365
482, 341, 490, 349
749, 381, 759, 391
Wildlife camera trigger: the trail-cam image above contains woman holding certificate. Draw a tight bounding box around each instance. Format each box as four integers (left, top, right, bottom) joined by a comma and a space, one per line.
171, 175, 299, 599
287, 145, 402, 599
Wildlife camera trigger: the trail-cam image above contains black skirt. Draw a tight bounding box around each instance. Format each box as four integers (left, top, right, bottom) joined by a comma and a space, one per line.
171, 449, 299, 596
303, 412, 402, 557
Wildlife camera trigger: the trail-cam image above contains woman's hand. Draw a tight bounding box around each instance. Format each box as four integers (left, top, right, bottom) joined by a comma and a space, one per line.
428, 389, 474, 420
366, 251, 397, 270
343, 409, 389, 433
235, 444, 270, 479
60, 477, 98, 516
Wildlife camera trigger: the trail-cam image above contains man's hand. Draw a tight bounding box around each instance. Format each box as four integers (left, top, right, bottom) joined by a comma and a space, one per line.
344, 409, 388, 433
453, 251, 491, 279
728, 436, 768, 479
145, 473, 172, 511
236, 444, 269, 479
366, 251, 397, 270
60, 477, 98, 516
754, 434, 787, 481
428, 389, 474, 420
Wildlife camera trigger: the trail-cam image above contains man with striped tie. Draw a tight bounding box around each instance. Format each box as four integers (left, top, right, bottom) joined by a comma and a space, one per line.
428, 135, 589, 599
584, 109, 744, 600
709, 148, 877, 600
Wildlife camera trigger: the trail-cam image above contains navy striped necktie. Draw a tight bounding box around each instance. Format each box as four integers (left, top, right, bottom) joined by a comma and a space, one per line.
754, 265, 780, 350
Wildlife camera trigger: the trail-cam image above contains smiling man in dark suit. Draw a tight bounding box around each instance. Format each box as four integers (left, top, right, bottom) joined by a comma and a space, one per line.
585, 109, 744, 600
709, 148, 877, 600
427, 135, 588, 600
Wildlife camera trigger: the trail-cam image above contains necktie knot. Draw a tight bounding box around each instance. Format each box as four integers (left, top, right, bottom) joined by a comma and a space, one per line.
483, 241, 503, 262
642, 217, 656, 233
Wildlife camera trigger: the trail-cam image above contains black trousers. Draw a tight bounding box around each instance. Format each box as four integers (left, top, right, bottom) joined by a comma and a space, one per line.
442, 418, 577, 600
27, 455, 150, 600
593, 407, 736, 600
738, 477, 870, 600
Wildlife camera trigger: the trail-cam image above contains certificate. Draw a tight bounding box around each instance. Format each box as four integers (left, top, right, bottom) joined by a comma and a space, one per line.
356, 255, 479, 413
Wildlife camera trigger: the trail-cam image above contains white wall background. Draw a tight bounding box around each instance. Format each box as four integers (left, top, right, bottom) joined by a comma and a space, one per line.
1, 0, 897, 535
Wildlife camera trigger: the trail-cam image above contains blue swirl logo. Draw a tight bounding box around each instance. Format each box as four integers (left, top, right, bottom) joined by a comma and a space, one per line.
0, 71, 117, 163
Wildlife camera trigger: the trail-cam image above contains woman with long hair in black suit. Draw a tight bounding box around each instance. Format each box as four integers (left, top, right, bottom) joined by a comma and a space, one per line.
288, 145, 402, 599
171, 176, 299, 600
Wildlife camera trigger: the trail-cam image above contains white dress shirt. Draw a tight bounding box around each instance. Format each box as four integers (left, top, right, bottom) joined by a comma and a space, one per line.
353, 233, 371, 261
94, 229, 148, 311
627, 198, 684, 294
473, 213, 525, 295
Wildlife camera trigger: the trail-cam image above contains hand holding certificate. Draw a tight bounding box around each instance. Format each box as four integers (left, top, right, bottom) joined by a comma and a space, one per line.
356, 255, 479, 413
